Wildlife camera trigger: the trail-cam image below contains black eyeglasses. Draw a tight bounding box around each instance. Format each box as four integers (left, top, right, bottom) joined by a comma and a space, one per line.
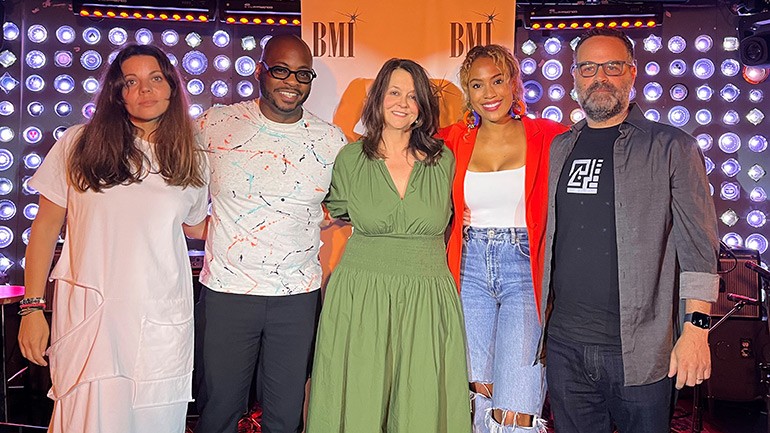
260, 61, 317, 84
571, 60, 635, 78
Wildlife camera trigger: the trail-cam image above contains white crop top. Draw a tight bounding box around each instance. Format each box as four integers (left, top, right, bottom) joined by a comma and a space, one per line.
463, 167, 526, 228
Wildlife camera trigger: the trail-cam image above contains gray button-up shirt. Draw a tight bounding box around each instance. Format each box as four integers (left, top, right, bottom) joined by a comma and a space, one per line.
540, 104, 720, 386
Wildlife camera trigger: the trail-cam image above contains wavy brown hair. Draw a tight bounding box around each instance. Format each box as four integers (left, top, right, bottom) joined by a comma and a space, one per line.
459, 44, 526, 114
68, 44, 205, 192
361, 58, 443, 165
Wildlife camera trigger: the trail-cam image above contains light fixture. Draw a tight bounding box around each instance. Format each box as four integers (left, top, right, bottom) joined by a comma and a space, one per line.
523, 3, 663, 30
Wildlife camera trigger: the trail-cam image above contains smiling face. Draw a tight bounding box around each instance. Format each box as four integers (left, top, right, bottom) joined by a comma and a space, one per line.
467, 56, 515, 125
257, 36, 313, 123
381, 68, 419, 133
573, 35, 637, 127
120, 55, 172, 136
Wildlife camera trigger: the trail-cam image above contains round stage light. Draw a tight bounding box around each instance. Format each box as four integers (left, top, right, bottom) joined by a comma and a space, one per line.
82, 103, 96, 119
54, 101, 72, 117
541, 59, 563, 80
213, 30, 231, 48
693, 59, 714, 79
667, 106, 690, 127
645, 109, 660, 122
0, 200, 16, 220
54, 74, 75, 94
570, 108, 585, 123
720, 182, 740, 201
543, 37, 562, 55
82, 27, 101, 45
694, 35, 713, 53
161, 30, 179, 46
213, 55, 231, 72
0, 101, 14, 116
668, 36, 686, 54
721, 59, 740, 77
189, 104, 204, 118
720, 83, 740, 102
668, 59, 687, 77
3, 22, 20, 41
695, 84, 713, 101
548, 84, 565, 101
53, 126, 67, 140
670, 84, 688, 101
21, 228, 31, 245
743, 66, 768, 84
56, 26, 76, 44
696, 133, 713, 151
749, 135, 768, 153
54, 50, 73, 68
749, 89, 764, 103
23, 127, 43, 145
723, 110, 740, 126
0, 178, 11, 195
0, 226, 12, 248
0, 150, 12, 171
644, 61, 660, 76
27, 24, 47, 43
542, 106, 563, 123
27, 102, 43, 116
23, 203, 38, 220
182, 51, 207, 75
522, 80, 543, 104
0, 127, 13, 142
211, 80, 229, 98
108, 27, 128, 46
704, 157, 715, 174
718, 132, 741, 153
235, 56, 256, 76
21, 178, 36, 195
237, 81, 254, 98
187, 79, 205, 96
83, 77, 99, 94
23, 152, 42, 169
643, 34, 663, 53
25, 50, 46, 69
643, 82, 663, 101
520, 58, 537, 76
135, 28, 153, 45
746, 233, 768, 253
80, 50, 102, 71
167, 53, 177, 66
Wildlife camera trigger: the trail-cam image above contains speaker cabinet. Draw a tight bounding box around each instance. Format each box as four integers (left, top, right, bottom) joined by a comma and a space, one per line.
706, 319, 770, 401
715, 247, 761, 319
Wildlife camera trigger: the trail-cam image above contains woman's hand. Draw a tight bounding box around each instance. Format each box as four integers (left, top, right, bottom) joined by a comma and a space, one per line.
19, 311, 50, 366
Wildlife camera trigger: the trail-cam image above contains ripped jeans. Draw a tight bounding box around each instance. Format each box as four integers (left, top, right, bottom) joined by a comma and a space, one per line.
460, 227, 546, 432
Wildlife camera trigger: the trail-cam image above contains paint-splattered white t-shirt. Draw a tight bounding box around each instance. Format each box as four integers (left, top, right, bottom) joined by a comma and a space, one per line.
197, 101, 347, 296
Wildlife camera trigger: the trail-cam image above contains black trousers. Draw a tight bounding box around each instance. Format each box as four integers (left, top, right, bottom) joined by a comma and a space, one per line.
194, 286, 321, 433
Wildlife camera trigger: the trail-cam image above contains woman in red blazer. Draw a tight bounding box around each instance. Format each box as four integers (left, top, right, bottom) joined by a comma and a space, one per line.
439, 45, 567, 433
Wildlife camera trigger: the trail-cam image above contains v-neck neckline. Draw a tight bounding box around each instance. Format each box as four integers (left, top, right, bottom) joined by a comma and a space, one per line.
379, 158, 420, 201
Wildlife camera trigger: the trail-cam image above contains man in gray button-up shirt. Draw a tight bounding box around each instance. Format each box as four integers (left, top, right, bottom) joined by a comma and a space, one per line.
540, 28, 719, 433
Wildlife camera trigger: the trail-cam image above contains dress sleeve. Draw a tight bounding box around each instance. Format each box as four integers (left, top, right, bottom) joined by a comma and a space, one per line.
28, 125, 82, 208
324, 150, 350, 220
185, 149, 210, 225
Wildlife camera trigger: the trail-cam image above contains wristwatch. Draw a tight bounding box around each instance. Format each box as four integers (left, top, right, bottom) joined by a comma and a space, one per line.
684, 312, 711, 330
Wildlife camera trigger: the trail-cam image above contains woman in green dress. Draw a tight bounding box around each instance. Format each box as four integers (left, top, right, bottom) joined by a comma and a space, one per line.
306, 59, 471, 433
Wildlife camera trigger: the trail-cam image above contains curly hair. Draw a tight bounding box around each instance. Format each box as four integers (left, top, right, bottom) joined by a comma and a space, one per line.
458, 44, 525, 114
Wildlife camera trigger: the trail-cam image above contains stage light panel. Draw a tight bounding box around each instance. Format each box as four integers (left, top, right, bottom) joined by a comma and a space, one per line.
520, 58, 537, 75
109, 27, 128, 45
723, 110, 740, 125
542, 60, 563, 80
746, 233, 768, 253
235, 56, 256, 76
695, 35, 713, 52
749, 135, 768, 152
748, 164, 766, 182
27, 25, 47, 43
668, 36, 686, 53
645, 109, 660, 122
696, 133, 713, 151
645, 61, 660, 76
693, 59, 715, 79
644, 34, 663, 53
82, 27, 101, 44
669, 59, 687, 76
751, 187, 768, 202
0, 102, 14, 117
521, 40, 537, 56
3, 22, 20, 41
644, 82, 663, 101
542, 106, 563, 122
236, 80, 254, 97
721, 59, 740, 77
183, 51, 207, 75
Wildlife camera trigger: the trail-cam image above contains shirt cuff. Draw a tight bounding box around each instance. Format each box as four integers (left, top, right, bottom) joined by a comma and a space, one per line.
680, 271, 719, 302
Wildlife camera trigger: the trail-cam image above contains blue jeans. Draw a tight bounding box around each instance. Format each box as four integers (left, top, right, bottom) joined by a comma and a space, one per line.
460, 227, 546, 431
546, 334, 672, 433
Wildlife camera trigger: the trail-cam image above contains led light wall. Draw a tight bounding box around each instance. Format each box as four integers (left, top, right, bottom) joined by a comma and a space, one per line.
0, 0, 299, 283
516, 5, 770, 260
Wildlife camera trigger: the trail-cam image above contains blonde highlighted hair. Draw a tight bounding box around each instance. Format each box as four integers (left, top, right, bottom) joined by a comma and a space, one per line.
458, 44, 526, 114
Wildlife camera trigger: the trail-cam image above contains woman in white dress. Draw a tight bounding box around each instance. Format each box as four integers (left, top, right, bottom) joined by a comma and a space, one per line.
17, 43, 208, 433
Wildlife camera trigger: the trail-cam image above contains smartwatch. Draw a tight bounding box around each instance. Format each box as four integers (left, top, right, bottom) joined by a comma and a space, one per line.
684, 311, 711, 330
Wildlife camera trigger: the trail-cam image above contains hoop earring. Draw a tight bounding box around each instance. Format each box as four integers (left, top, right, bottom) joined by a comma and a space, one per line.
464, 110, 481, 129
510, 99, 526, 118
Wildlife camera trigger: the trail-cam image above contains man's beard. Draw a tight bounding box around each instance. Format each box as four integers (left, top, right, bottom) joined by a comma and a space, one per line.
578, 81, 630, 123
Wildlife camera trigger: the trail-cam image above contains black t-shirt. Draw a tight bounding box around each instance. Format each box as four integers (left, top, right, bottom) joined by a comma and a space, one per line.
548, 125, 622, 346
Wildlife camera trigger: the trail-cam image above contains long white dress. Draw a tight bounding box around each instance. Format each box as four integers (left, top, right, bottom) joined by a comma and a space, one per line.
29, 125, 209, 433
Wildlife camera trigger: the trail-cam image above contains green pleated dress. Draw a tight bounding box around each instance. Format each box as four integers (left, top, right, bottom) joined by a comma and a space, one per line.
306, 142, 471, 433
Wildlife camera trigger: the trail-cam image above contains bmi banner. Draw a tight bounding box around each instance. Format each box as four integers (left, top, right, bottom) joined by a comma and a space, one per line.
301, 0, 517, 139
302, 1, 517, 285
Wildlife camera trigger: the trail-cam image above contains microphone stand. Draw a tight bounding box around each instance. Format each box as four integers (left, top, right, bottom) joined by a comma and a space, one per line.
691, 298, 749, 433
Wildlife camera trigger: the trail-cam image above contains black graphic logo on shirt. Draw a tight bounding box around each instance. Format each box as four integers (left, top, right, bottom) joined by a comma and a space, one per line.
566, 159, 603, 194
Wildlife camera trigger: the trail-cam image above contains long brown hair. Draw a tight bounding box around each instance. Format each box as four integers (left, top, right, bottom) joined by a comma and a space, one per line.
68, 43, 205, 192
360, 58, 444, 166
459, 44, 526, 115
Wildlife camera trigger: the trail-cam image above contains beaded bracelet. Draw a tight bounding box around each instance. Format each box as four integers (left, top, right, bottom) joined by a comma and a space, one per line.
18, 306, 44, 316
20, 297, 46, 307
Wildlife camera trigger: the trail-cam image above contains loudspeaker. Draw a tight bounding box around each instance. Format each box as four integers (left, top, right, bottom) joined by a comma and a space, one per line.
706, 319, 770, 401
739, 11, 770, 67
716, 247, 761, 318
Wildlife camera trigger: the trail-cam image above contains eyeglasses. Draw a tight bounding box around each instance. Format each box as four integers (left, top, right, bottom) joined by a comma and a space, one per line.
571, 60, 635, 78
260, 61, 317, 84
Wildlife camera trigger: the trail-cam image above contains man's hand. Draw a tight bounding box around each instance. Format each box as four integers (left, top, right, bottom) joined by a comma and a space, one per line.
668, 323, 710, 389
